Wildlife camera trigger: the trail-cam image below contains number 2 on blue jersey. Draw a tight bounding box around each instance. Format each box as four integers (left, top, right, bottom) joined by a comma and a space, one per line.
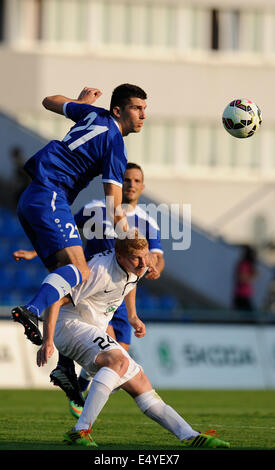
63, 111, 108, 151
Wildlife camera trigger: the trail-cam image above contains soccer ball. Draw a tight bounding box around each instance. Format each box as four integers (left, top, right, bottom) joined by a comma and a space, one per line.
222, 99, 262, 138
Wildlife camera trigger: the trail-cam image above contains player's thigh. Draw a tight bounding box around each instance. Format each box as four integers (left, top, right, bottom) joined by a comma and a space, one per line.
18, 183, 85, 269
55, 318, 141, 385
54, 319, 122, 375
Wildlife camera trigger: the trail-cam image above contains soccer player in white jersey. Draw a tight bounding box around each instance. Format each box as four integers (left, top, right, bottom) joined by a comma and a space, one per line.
13, 163, 165, 409
37, 231, 230, 449
11, 84, 151, 347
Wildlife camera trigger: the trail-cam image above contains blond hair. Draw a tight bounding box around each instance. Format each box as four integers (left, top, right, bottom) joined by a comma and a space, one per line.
115, 228, 148, 256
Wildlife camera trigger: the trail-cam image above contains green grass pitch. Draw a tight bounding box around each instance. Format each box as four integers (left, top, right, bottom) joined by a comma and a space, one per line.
0, 388, 274, 451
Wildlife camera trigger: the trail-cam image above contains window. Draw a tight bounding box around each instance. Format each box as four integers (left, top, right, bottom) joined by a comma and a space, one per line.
35, 0, 43, 40
212, 9, 240, 51
102, 1, 176, 49
0, 0, 4, 41
239, 10, 263, 53
211, 9, 219, 50
39, 0, 88, 43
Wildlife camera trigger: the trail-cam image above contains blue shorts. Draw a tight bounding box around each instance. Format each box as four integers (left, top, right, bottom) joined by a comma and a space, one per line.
109, 301, 131, 345
17, 182, 82, 267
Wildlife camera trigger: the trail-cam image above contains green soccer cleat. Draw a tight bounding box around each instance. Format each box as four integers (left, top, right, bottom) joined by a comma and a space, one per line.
182, 433, 230, 449
64, 428, 97, 447
69, 400, 83, 419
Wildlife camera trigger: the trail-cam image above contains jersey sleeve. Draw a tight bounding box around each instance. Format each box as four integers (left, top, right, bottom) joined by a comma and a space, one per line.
102, 133, 128, 187
146, 220, 164, 254
63, 102, 97, 123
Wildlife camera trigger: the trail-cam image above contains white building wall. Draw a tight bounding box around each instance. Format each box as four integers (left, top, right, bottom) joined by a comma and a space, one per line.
1, 0, 275, 246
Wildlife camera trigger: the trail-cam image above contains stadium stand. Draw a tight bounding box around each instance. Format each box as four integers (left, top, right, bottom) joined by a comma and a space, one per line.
0, 207, 46, 305
0, 205, 179, 318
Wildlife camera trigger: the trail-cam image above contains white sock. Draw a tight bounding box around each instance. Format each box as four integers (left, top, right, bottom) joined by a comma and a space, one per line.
135, 390, 199, 441
75, 367, 120, 431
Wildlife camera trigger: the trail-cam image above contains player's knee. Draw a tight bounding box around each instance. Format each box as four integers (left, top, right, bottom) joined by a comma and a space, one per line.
107, 352, 129, 377
96, 350, 129, 377
117, 354, 129, 377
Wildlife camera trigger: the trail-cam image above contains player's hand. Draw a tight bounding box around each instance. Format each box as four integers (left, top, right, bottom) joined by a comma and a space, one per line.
146, 266, 161, 280
77, 87, 102, 104
145, 252, 160, 280
37, 341, 55, 367
13, 249, 37, 261
130, 317, 146, 338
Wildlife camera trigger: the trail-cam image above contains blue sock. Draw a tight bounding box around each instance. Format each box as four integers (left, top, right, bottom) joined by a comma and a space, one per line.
78, 375, 91, 393
78, 368, 92, 392
25, 264, 82, 317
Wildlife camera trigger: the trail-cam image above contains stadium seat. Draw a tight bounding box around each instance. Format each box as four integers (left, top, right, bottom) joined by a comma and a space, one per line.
0, 267, 16, 290
0, 291, 25, 306
159, 294, 178, 311
0, 239, 13, 262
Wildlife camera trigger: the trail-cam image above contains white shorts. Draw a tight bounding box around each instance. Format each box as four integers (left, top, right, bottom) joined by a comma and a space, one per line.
54, 317, 141, 388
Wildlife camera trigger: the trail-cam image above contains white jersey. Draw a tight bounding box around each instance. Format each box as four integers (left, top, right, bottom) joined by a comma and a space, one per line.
58, 249, 143, 331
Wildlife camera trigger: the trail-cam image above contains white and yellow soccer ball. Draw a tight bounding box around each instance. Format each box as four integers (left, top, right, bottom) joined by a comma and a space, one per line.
222, 99, 262, 138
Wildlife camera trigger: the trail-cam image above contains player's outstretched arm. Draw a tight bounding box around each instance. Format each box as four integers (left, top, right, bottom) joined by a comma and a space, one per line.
36, 296, 70, 367
42, 87, 102, 115
13, 249, 37, 261
36, 302, 60, 367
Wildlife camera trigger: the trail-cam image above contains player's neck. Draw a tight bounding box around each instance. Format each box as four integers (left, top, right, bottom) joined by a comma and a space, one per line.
122, 200, 138, 211
113, 117, 123, 135
114, 118, 131, 137
111, 115, 124, 135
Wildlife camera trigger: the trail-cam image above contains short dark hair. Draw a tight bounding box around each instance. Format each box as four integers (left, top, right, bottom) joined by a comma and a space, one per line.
110, 84, 147, 115
126, 162, 144, 182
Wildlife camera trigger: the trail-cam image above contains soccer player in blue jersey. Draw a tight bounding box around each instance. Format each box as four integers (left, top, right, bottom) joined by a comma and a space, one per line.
11, 84, 148, 346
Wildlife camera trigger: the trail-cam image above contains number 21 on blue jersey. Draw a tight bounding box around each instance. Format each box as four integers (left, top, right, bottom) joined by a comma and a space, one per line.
63, 111, 108, 151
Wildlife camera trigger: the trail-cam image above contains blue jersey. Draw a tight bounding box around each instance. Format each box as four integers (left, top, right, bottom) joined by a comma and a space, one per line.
24, 103, 127, 205
74, 199, 163, 259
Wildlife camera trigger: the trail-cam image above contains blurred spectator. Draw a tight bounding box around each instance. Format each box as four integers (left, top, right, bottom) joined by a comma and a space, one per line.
233, 245, 258, 311
10, 146, 31, 207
